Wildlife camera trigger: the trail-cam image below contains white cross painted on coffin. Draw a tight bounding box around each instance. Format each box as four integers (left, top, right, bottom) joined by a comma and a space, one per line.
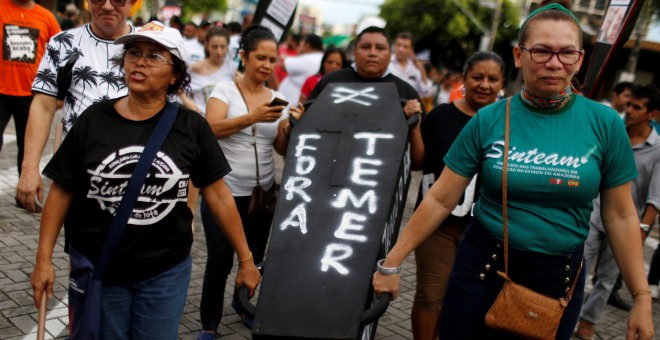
331, 87, 379, 106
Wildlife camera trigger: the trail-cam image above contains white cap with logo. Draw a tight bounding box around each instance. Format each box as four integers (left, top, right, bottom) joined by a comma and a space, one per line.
114, 21, 188, 62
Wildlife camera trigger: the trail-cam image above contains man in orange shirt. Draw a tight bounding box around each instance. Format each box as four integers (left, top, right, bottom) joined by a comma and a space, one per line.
0, 0, 60, 207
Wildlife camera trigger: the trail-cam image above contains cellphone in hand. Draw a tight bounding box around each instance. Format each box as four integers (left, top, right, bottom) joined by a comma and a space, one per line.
269, 97, 289, 107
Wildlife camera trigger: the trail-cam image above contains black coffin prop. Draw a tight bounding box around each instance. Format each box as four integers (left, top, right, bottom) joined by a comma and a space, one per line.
250, 83, 413, 339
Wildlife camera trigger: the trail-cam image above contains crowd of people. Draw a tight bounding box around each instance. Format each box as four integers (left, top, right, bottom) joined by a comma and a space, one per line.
0, 0, 659, 339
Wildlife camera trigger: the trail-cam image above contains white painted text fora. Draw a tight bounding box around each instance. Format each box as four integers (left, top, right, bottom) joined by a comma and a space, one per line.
280, 132, 394, 275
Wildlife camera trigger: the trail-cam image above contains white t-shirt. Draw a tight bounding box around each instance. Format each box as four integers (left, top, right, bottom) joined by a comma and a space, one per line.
190, 60, 238, 115
388, 57, 434, 98
278, 51, 323, 107
208, 81, 288, 196
183, 38, 205, 64
32, 24, 134, 137
436, 87, 452, 105
228, 35, 240, 62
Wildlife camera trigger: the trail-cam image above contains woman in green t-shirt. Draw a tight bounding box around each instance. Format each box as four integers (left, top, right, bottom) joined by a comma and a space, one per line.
372, 1, 654, 339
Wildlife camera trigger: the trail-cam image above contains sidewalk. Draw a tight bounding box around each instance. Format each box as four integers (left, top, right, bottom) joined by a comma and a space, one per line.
1, 115, 659, 339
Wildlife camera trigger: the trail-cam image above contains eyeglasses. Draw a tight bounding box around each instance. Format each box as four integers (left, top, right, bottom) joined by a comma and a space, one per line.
519, 45, 583, 65
124, 49, 173, 67
89, 0, 127, 7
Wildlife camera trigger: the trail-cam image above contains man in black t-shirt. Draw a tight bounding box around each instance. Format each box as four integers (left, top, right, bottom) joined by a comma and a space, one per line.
307, 26, 425, 169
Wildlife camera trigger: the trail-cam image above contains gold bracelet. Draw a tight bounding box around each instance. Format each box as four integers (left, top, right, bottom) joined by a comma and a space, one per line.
632, 289, 652, 298
238, 252, 253, 263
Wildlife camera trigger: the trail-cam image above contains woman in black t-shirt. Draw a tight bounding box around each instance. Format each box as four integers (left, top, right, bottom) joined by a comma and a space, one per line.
30, 22, 260, 339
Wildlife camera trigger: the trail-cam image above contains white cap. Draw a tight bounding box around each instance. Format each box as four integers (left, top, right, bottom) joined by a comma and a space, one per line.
114, 21, 188, 62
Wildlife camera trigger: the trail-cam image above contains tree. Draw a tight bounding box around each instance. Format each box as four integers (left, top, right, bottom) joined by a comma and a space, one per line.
380, 0, 519, 70
181, 0, 227, 21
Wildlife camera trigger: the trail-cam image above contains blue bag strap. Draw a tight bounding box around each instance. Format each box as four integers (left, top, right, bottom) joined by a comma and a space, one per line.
93, 102, 178, 280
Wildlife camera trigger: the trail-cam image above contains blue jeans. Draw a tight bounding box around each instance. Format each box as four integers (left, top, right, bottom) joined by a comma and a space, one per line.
199, 194, 272, 331
439, 223, 585, 340
101, 255, 191, 340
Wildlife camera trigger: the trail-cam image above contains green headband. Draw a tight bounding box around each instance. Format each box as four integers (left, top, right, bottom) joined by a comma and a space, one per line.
518, 3, 580, 42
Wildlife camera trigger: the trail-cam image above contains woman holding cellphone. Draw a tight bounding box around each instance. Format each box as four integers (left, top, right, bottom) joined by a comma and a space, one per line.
197, 24, 303, 339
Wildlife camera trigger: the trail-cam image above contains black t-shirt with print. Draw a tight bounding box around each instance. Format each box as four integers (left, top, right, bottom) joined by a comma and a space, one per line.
44, 99, 231, 284
415, 102, 478, 222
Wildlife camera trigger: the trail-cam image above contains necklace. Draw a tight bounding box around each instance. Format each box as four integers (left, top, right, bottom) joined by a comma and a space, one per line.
520, 85, 572, 110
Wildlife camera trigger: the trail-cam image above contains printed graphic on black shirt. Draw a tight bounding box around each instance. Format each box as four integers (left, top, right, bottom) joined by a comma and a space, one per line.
3, 24, 38, 63
87, 146, 189, 225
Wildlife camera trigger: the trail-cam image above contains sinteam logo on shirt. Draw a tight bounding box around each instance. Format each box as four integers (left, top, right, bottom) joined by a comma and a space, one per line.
485, 141, 599, 187
87, 146, 189, 225
486, 141, 591, 168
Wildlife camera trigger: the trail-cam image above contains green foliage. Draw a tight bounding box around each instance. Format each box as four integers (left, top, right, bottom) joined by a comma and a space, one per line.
448, 15, 470, 37
380, 0, 519, 68
181, 0, 227, 21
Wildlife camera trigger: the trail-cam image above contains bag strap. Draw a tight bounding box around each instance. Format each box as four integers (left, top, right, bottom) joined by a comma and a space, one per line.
234, 81, 263, 188
501, 97, 582, 301
502, 98, 511, 276
93, 102, 178, 280
56, 54, 80, 100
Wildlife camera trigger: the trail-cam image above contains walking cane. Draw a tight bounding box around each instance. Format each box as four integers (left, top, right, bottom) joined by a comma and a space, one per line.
37, 290, 47, 340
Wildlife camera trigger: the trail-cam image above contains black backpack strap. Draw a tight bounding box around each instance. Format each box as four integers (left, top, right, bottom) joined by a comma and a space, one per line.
56, 54, 80, 100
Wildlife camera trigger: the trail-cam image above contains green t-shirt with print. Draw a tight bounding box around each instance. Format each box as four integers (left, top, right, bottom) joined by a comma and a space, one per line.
444, 94, 637, 255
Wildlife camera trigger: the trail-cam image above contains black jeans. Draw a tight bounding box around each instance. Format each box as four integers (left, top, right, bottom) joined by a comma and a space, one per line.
199, 193, 273, 331
648, 244, 660, 285
439, 222, 585, 339
0, 94, 32, 175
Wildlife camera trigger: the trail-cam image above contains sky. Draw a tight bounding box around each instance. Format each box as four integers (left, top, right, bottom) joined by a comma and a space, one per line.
299, 0, 385, 26
649, 21, 660, 43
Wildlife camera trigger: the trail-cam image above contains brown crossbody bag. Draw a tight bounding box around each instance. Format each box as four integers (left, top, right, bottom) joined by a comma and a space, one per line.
484, 98, 582, 340
234, 82, 277, 216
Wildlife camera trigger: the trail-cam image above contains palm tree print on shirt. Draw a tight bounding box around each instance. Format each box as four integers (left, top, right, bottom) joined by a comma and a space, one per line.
109, 54, 124, 72
73, 65, 98, 111
33, 69, 57, 89
53, 32, 73, 49
64, 47, 84, 63
98, 72, 123, 96
63, 91, 76, 112
46, 45, 60, 67
62, 90, 78, 134
93, 96, 111, 107
63, 111, 79, 134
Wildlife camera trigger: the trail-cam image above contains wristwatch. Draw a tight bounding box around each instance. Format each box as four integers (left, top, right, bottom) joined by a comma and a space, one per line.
376, 259, 402, 275
640, 223, 651, 233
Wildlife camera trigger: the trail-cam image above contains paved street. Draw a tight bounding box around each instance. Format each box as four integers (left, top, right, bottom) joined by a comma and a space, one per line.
1, 114, 659, 340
